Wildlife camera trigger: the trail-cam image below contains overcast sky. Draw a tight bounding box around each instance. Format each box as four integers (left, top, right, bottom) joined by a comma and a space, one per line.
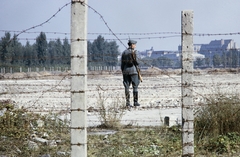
1, 0, 240, 52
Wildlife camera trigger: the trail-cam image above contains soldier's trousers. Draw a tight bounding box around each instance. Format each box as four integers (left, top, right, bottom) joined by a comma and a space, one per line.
123, 74, 139, 94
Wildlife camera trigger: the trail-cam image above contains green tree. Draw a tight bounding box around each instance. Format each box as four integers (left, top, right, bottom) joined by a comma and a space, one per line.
195, 58, 204, 67
10, 34, 23, 67
91, 35, 106, 66
140, 57, 153, 67
105, 41, 119, 66
62, 38, 71, 65
54, 38, 63, 65
231, 49, 239, 67
23, 41, 34, 67
88, 35, 119, 67
0, 32, 12, 66
35, 32, 48, 66
221, 51, 227, 68
48, 41, 57, 65
0, 33, 121, 69
226, 50, 233, 68
205, 57, 210, 67
157, 57, 173, 67
213, 54, 221, 67
87, 41, 93, 67
31, 43, 39, 67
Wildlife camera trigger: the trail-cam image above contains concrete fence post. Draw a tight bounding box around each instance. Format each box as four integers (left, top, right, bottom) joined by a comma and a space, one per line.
181, 10, 194, 157
71, 0, 88, 157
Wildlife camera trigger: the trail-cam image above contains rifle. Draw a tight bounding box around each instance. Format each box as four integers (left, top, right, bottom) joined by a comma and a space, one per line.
132, 50, 143, 82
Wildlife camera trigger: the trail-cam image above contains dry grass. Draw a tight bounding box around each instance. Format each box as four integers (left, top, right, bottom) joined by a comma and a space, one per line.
195, 93, 240, 155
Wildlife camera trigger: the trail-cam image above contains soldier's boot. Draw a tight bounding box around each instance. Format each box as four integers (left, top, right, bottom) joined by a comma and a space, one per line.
125, 92, 132, 108
133, 92, 140, 107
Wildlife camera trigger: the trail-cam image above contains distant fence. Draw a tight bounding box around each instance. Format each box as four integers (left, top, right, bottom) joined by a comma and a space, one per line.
0, 66, 120, 74
0, 67, 70, 74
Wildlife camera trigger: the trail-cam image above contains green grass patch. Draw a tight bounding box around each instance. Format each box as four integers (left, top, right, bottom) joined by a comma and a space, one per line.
88, 126, 182, 157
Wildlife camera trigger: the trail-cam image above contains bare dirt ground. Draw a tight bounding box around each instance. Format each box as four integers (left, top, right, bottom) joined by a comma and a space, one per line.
1, 68, 240, 126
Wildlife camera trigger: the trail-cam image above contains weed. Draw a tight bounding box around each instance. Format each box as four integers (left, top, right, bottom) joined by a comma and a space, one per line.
96, 85, 126, 130
195, 93, 240, 155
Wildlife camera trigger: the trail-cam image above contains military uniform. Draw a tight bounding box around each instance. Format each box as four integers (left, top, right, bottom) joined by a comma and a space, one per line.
121, 40, 140, 107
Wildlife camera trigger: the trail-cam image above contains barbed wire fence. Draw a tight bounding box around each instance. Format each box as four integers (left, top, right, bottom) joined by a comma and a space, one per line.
0, 1, 240, 157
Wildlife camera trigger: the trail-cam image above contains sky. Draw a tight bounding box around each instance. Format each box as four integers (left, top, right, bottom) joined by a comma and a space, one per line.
1, 0, 240, 52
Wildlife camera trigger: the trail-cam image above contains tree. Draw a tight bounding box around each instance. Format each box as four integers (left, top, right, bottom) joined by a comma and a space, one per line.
105, 41, 119, 66
0, 32, 12, 66
62, 38, 71, 65
140, 57, 153, 67
195, 58, 204, 67
157, 57, 173, 67
213, 54, 221, 67
35, 32, 48, 66
231, 49, 239, 68
91, 35, 106, 66
10, 34, 23, 67
23, 41, 33, 66
205, 57, 210, 67
48, 41, 57, 65
54, 38, 63, 65
87, 41, 93, 67
31, 43, 39, 67
88, 35, 119, 67
0, 33, 121, 69
226, 50, 233, 68
221, 51, 227, 68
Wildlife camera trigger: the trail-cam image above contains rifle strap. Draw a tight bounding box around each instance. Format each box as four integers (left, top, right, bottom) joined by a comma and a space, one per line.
131, 50, 137, 64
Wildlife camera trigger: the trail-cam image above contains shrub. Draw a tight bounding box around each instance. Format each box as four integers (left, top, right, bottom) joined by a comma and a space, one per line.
195, 93, 240, 154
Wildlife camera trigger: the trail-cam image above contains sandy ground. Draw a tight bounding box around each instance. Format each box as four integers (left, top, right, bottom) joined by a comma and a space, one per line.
1, 70, 240, 126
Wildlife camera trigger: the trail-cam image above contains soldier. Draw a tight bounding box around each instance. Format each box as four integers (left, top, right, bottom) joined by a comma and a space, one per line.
121, 39, 141, 108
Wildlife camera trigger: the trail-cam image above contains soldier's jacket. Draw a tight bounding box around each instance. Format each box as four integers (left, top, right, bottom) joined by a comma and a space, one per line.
121, 48, 139, 75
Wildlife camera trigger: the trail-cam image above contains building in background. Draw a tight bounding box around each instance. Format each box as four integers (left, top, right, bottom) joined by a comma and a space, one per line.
139, 47, 180, 60
198, 39, 238, 59
120, 39, 239, 69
